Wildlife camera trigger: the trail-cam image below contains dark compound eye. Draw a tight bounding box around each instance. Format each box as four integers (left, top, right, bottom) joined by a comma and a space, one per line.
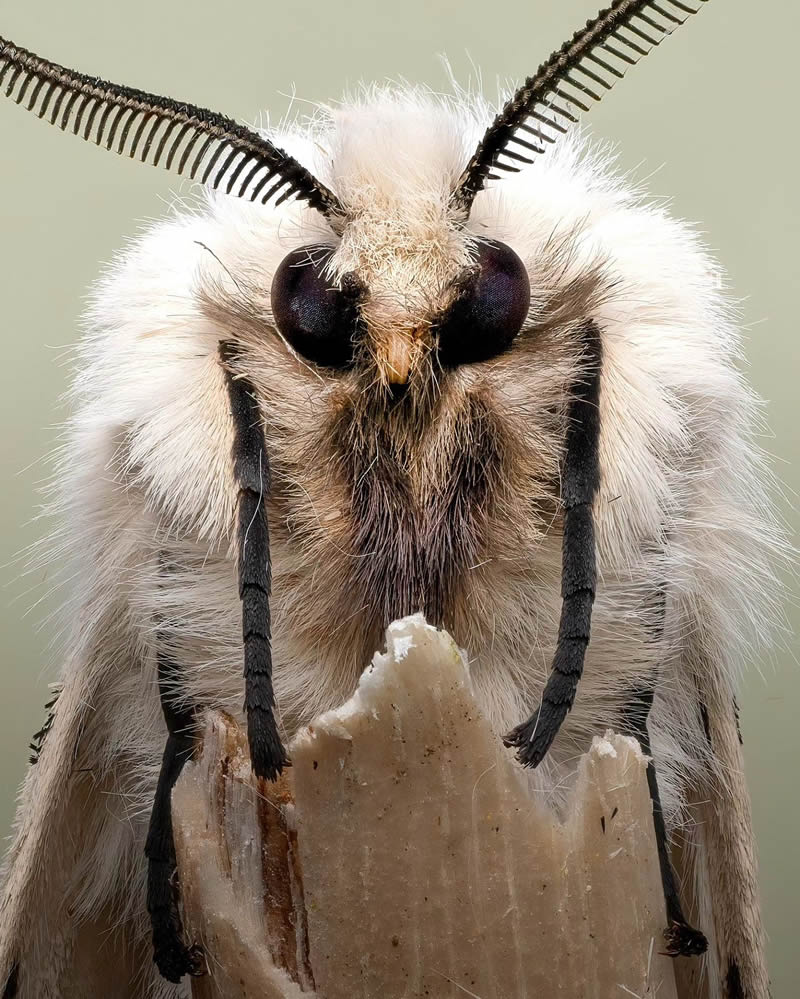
436, 239, 530, 368
271, 244, 361, 369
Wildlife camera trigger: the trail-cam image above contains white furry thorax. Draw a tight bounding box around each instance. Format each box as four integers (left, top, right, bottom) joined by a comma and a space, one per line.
0, 82, 781, 999
55, 89, 779, 805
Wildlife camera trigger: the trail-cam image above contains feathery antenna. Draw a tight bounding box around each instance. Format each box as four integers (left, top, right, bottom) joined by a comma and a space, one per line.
452, 0, 709, 214
0, 35, 341, 215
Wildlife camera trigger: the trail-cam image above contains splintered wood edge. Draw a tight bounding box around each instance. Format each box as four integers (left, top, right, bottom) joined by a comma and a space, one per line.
172, 711, 309, 999
172, 616, 681, 999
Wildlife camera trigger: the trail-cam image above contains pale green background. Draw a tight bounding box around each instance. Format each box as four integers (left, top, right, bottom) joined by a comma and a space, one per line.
0, 0, 797, 992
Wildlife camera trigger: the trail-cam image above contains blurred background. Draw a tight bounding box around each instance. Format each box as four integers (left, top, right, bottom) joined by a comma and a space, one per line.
0, 0, 796, 991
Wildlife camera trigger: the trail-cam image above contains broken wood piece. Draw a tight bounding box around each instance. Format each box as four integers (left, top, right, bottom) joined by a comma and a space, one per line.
173, 614, 680, 998
171, 715, 311, 999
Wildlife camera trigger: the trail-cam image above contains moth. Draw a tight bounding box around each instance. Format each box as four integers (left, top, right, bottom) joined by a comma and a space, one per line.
0, 0, 780, 996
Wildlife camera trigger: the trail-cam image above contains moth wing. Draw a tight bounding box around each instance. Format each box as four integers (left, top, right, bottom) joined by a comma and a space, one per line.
0, 647, 171, 997
662, 594, 771, 999
0, 432, 207, 996
0, 205, 232, 999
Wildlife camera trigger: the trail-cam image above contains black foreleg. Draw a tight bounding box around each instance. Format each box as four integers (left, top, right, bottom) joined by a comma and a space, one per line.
144, 649, 200, 983
220, 342, 288, 781
622, 687, 708, 958
504, 320, 602, 768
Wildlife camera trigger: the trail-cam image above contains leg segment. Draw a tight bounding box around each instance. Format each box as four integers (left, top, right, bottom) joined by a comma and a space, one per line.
221, 342, 288, 781
504, 320, 602, 768
622, 686, 708, 958
144, 648, 200, 983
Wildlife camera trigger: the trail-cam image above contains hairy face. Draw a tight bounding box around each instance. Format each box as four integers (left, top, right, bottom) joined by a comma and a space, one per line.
0, 11, 777, 996
199, 151, 606, 665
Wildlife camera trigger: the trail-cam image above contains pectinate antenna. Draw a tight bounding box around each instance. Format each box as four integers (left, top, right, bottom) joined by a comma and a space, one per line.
452, 0, 709, 215
0, 35, 341, 215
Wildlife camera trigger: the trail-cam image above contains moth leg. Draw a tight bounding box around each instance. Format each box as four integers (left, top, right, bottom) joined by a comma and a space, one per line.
144, 648, 201, 983
622, 686, 708, 958
220, 342, 288, 781
504, 321, 602, 767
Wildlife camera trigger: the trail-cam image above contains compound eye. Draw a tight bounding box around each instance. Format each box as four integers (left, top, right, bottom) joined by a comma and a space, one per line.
271, 244, 359, 369
437, 239, 530, 367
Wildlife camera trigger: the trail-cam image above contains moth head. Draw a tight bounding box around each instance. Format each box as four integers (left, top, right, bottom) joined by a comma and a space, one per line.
268, 236, 530, 386
1, 0, 708, 393
1, 1, 714, 785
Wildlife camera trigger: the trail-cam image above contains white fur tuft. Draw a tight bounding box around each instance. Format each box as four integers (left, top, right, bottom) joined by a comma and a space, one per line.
0, 85, 782, 996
